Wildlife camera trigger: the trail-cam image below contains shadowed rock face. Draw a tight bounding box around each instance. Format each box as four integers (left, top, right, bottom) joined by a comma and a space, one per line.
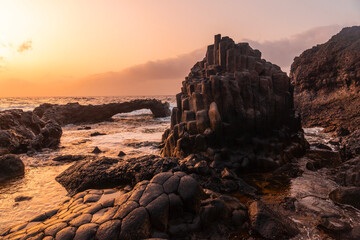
0, 109, 62, 155
161, 34, 306, 168
33, 99, 171, 125
290, 26, 360, 134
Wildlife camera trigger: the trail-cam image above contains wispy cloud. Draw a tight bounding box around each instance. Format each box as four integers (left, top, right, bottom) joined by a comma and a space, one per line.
243, 25, 344, 72
17, 40, 32, 53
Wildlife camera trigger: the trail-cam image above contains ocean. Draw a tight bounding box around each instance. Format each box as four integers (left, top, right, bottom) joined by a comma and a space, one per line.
0, 96, 175, 231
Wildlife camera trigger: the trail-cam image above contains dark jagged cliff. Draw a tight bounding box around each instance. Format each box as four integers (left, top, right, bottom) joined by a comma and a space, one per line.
161, 34, 306, 169
290, 26, 360, 134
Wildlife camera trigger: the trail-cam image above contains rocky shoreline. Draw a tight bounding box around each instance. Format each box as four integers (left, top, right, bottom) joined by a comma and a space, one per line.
1, 28, 360, 239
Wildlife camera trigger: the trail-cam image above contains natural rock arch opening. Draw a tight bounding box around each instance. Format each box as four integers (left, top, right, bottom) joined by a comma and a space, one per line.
33, 99, 171, 125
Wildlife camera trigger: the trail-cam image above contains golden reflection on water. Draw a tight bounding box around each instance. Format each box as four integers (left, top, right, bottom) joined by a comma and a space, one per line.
0, 165, 69, 231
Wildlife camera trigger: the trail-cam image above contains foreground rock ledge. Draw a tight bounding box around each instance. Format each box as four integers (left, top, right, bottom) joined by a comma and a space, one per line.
1, 172, 248, 239
33, 99, 171, 125
161, 34, 307, 170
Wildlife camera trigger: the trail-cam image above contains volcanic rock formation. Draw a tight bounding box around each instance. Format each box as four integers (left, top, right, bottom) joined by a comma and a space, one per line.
161, 34, 306, 169
0, 109, 62, 155
33, 99, 171, 125
290, 26, 360, 134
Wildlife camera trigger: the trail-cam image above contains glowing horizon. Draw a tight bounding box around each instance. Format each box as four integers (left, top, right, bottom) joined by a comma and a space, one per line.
0, 0, 359, 97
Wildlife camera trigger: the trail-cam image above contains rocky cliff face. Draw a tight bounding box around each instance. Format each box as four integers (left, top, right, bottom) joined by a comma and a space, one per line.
161, 34, 306, 169
290, 26, 360, 133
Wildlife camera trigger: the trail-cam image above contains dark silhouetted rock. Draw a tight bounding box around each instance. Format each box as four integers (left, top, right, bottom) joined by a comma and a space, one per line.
291, 26, 360, 136
90, 132, 106, 137
0, 110, 62, 155
52, 155, 86, 163
340, 129, 360, 159
33, 99, 171, 125
331, 156, 360, 187
0, 154, 25, 182
305, 149, 342, 170
56, 155, 179, 195
118, 151, 126, 157
14, 195, 32, 202
318, 216, 352, 235
91, 147, 102, 154
329, 187, 360, 210
249, 201, 299, 239
77, 126, 91, 130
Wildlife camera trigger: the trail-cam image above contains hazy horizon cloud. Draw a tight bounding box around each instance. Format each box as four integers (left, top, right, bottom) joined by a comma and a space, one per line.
70, 48, 206, 96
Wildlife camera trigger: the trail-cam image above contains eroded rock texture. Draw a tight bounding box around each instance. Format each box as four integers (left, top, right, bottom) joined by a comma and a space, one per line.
33, 99, 171, 125
0, 110, 62, 155
161, 34, 305, 169
290, 26, 360, 134
1, 172, 248, 240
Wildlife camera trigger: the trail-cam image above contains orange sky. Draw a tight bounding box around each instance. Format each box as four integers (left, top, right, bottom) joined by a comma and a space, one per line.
0, 0, 359, 97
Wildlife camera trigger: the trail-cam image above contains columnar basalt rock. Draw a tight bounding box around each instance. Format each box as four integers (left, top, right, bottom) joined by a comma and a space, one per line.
1, 172, 248, 239
161, 34, 305, 168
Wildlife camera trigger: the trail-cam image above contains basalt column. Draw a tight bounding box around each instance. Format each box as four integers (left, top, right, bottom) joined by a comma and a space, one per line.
161, 34, 305, 167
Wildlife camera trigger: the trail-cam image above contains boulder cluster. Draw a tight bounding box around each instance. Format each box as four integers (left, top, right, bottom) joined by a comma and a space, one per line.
0, 109, 62, 155
161, 34, 305, 170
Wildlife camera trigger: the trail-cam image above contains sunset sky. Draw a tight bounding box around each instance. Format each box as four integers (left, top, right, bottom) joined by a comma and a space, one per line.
0, 0, 359, 97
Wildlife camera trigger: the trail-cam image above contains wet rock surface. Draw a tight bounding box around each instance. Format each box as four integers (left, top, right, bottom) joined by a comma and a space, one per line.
0, 110, 62, 155
161, 34, 307, 171
33, 99, 171, 125
1, 172, 247, 240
